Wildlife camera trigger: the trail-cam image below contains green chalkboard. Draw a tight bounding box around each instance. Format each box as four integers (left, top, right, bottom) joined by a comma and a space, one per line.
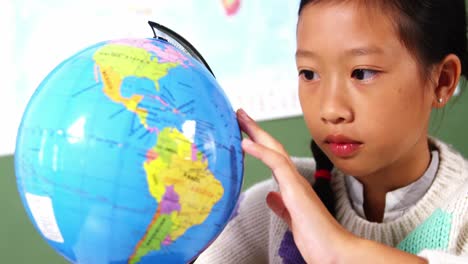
0, 155, 67, 263
1, 89, 467, 263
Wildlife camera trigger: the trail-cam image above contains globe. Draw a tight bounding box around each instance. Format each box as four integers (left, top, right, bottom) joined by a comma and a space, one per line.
14, 37, 243, 264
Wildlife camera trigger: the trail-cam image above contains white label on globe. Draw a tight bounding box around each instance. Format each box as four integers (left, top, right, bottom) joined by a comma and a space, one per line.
182, 120, 196, 143
25, 193, 64, 243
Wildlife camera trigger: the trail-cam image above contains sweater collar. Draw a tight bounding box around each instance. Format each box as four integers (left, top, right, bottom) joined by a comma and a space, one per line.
332, 138, 467, 230
344, 150, 439, 222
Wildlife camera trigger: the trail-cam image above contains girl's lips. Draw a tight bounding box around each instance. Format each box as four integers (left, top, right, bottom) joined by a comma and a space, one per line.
324, 135, 363, 157
326, 142, 362, 157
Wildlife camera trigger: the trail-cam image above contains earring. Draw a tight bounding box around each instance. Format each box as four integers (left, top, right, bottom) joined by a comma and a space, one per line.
438, 98, 443, 103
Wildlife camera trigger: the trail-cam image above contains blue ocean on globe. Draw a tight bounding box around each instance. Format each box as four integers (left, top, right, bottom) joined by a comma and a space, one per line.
14, 37, 243, 264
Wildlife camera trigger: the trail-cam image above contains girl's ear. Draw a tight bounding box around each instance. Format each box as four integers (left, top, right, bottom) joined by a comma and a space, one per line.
432, 54, 462, 108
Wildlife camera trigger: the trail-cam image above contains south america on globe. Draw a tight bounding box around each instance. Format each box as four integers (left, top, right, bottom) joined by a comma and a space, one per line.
14, 36, 243, 264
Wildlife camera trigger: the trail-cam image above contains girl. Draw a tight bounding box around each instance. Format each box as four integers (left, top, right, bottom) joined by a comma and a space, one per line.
196, 0, 468, 263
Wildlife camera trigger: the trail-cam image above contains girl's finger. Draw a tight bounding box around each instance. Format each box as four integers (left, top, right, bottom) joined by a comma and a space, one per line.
266, 191, 292, 226
242, 138, 302, 191
243, 135, 332, 227
236, 108, 288, 156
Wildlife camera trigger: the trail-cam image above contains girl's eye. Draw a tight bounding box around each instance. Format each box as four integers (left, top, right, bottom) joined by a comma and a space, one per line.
299, 70, 319, 81
351, 69, 378, 81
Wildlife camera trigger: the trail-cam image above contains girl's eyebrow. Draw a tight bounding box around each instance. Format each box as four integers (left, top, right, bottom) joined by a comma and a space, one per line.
296, 46, 384, 59
295, 49, 317, 59
346, 46, 384, 57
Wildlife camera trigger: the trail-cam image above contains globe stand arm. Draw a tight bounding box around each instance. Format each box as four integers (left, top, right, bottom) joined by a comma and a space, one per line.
148, 21, 216, 78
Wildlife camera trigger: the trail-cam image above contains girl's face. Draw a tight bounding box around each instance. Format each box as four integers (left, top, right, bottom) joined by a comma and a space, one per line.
297, 3, 434, 178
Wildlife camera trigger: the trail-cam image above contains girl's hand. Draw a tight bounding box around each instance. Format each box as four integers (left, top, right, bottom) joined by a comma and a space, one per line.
236, 108, 429, 264
236, 108, 352, 263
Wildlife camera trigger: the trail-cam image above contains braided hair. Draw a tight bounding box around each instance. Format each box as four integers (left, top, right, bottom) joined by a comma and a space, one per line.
310, 140, 335, 216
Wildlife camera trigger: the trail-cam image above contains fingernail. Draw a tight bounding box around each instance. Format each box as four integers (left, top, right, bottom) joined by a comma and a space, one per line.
238, 108, 250, 121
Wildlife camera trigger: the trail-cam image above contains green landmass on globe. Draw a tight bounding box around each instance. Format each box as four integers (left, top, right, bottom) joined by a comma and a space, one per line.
93, 42, 225, 263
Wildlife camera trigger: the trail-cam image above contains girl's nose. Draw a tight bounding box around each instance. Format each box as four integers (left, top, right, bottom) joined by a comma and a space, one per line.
320, 80, 354, 125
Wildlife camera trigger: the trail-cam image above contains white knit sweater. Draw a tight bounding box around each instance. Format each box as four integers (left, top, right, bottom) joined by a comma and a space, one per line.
196, 139, 468, 263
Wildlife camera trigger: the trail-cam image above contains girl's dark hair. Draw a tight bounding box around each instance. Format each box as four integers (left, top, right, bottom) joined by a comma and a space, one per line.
301, 0, 468, 217
310, 140, 335, 215
299, 0, 468, 78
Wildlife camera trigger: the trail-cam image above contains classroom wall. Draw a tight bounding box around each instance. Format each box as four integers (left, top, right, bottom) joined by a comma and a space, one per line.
1, 90, 468, 262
